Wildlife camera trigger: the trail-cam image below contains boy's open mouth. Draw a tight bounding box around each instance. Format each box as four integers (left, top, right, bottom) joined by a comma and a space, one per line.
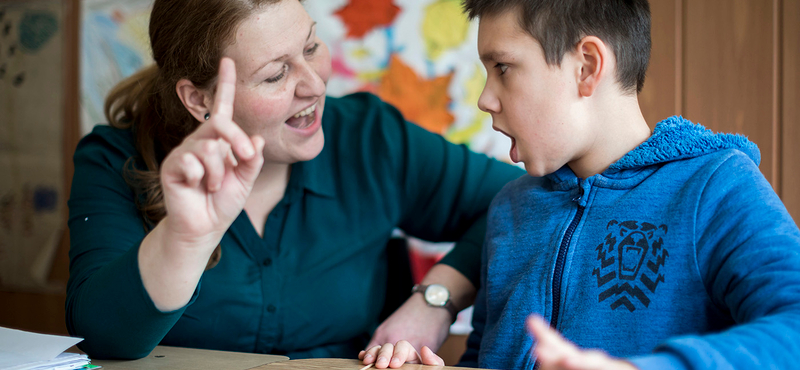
494, 127, 518, 163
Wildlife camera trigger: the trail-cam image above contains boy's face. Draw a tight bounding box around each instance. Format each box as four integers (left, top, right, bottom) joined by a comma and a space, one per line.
477, 10, 588, 177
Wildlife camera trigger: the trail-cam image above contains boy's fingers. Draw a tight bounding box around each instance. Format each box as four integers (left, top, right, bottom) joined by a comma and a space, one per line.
563, 350, 605, 370
528, 316, 580, 365
529, 316, 569, 348
527, 315, 551, 343
528, 316, 634, 370
420, 346, 445, 366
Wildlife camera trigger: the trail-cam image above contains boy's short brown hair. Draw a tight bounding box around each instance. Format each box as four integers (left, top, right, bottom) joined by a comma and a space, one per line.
463, 0, 651, 94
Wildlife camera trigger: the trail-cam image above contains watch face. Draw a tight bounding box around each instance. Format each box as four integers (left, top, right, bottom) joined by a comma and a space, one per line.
424, 284, 450, 307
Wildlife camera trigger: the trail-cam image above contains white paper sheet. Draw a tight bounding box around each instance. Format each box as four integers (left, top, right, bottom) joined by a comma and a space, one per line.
0, 327, 83, 368
6, 352, 89, 370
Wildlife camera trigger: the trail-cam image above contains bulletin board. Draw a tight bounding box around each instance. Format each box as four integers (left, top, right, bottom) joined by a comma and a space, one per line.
0, 0, 65, 291
305, 0, 509, 158
80, 0, 152, 134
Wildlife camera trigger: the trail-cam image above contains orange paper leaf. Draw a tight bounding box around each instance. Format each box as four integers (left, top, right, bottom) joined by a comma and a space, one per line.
334, 0, 401, 39
378, 55, 454, 135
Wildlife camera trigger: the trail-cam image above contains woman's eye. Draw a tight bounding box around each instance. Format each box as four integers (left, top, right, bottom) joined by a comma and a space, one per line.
497, 63, 508, 75
266, 65, 288, 83
305, 43, 320, 56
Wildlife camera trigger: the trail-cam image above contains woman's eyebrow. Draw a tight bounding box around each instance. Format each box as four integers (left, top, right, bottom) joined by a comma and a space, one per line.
250, 22, 318, 78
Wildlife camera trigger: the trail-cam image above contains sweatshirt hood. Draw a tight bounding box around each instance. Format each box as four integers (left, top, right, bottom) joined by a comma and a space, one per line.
608, 116, 761, 171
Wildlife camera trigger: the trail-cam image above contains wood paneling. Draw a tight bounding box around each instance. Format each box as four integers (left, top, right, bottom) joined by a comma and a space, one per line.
0, 291, 68, 335
52, 0, 81, 286
640, 0, 680, 128
684, 0, 779, 185
2, 0, 78, 336
439, 334, 468, 366
783, 0, 799, 220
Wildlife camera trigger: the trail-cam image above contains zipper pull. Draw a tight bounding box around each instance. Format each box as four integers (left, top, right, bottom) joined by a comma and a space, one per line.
571, 185, 584, 202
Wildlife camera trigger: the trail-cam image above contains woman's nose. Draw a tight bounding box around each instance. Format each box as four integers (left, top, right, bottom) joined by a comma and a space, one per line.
295, 60, 326, 98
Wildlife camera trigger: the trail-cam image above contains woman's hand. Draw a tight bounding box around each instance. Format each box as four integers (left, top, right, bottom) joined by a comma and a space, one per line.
368, 264, 475, 360
367, 293, 452, 359
139, 57, 264, 312
528, 316, 638, 370
160, 57, 265, 244
359, 341, 444, 369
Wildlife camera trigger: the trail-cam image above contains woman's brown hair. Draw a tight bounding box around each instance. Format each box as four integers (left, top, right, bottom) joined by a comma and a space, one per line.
105, 0, 281, 267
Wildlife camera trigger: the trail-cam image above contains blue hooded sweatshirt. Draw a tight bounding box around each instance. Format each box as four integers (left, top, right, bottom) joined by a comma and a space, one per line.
461, 117, 800, 370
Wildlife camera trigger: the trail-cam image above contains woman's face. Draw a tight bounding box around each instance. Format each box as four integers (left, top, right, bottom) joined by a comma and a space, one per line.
220, 0, 331, 164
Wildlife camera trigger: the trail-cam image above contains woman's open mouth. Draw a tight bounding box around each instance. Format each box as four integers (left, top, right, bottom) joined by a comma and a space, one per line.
285, 103, 317, 130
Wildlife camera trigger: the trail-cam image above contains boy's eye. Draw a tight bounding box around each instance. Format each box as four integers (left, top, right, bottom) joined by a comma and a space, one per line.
266, 64, 288, 83
305, 42, 320, 56
497, 63, 508, 75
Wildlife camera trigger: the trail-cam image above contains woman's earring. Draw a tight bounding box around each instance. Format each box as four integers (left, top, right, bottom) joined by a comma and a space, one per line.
204, 113, 210, 121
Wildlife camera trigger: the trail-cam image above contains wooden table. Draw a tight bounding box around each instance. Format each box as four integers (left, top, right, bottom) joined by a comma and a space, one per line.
91, 346, 287, 370
88, 347, 479, 370
253, 358, 481, 369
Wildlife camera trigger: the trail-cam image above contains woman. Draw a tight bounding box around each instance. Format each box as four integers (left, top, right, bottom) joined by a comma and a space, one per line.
66, 0, 523, 360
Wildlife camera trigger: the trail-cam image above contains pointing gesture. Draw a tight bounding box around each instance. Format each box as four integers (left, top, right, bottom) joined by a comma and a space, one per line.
160, 57, 265, 242
138, 57, 265, 313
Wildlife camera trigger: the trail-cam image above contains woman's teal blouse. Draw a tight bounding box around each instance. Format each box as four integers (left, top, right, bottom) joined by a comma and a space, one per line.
65, 93, 524, 359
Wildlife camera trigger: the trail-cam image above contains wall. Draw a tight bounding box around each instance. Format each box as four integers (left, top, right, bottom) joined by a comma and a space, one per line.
641, 0, 798, 220
0, 0, 78, 335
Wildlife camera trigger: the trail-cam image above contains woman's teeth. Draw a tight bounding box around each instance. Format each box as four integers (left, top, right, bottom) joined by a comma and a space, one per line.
293, 104, 316, 118
285, 103, 317, 130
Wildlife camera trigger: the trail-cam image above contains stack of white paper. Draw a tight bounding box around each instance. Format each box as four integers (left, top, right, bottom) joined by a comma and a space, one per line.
0, 326, 89, 370
5, 352, 90, 370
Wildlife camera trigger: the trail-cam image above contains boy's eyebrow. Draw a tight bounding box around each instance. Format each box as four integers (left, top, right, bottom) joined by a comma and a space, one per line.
250, 22, 317, 77
480, 50, 511, 63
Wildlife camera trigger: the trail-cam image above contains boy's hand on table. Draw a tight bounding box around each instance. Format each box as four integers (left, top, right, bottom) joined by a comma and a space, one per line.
359, 341, 444, 369
528, 316, 638, 370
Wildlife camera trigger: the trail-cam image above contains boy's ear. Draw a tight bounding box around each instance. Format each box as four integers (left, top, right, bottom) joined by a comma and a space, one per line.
176, 78, 213, 122
575, 36, 609, 98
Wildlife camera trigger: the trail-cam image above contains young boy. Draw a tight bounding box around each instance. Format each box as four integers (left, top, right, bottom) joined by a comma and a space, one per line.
360, 0, 800, 369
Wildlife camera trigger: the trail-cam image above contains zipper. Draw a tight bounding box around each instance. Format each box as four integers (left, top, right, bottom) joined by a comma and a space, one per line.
553, 181, 586, 329
532, 185, 585, 370
550, 203, 585, 329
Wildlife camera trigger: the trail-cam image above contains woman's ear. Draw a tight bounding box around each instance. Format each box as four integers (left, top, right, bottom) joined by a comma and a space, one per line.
574, 36, 609, 98
176, 78, 212, 122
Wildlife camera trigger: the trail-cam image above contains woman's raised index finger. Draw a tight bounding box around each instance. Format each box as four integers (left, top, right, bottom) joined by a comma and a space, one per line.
208, 57, 255, 160
212, 57, 237, 120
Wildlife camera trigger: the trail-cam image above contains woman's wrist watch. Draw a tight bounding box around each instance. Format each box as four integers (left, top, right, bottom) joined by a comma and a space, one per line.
412, 283, 459, 323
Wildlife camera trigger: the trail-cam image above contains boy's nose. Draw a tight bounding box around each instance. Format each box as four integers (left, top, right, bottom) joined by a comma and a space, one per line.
477, 88, 500, 114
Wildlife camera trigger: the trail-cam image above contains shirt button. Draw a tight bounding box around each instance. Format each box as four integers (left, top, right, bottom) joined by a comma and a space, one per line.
267, 305, 277, 313
263, 258, 272, 267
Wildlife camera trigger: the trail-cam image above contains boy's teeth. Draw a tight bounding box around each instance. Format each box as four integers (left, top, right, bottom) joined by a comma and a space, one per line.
293, 104, 316, 118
